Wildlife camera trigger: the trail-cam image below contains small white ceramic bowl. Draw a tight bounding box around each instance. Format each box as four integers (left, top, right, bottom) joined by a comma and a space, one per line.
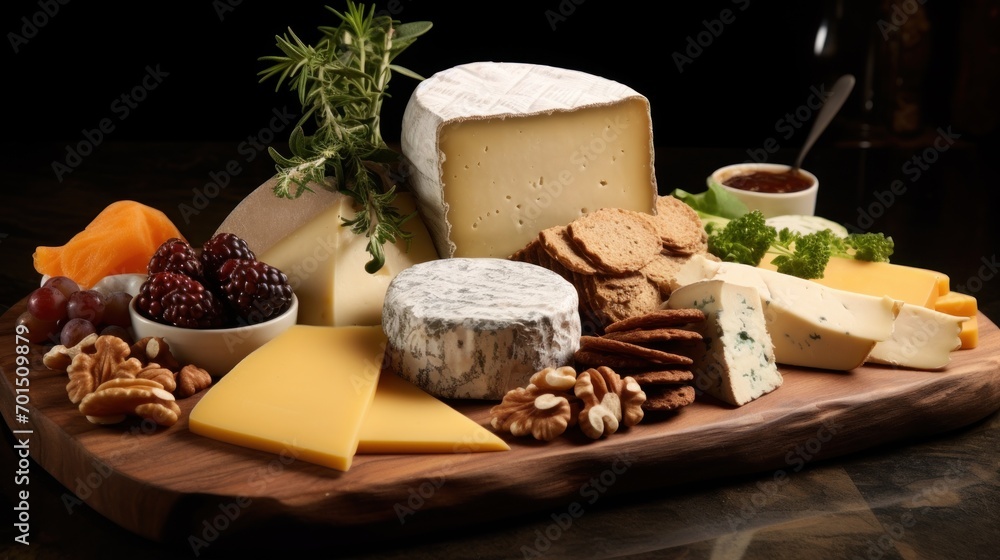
709, 163, 818, 218
129, 295, 298, 377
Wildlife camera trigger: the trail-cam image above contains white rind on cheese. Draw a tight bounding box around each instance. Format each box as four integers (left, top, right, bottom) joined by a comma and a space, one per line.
666, 280, 782, 406
672, 255, 899, 370
400, 61, 658, 259
866, 304, 967, 370
382, 258, 581, 400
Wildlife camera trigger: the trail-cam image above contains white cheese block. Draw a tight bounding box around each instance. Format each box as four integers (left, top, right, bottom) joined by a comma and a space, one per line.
253, 191, 438, 326
382, 258, 581, 400
400, 61, 658, 260
764, 215, 848, 237
866, 304, 967, 370
672, 255, 899, 370
666, 280, 782, 406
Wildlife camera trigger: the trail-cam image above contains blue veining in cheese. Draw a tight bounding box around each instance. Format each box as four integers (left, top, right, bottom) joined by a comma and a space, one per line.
666, 280, 782, 406
382, 258, 581, 399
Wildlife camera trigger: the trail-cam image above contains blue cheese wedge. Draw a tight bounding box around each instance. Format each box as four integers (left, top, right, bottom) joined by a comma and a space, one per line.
866, 304, 967, 370
382, 258, 581, 400
666, 280, 782, 406
672, 255, 899, 370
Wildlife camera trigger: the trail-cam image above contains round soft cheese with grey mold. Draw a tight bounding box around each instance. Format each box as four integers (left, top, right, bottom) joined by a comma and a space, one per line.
382, 258, 581, 400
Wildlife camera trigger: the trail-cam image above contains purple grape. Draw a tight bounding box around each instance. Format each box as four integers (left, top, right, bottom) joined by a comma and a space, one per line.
15, 311, 59, 344
103, 291, 134, 327
27, 286, 68, 322
66, 290, 106, 325
60, 318, 96, 347
43, 276, 81, 298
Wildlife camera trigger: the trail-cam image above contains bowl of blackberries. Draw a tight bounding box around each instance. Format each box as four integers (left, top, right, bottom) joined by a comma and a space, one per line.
128, 232, 298, 376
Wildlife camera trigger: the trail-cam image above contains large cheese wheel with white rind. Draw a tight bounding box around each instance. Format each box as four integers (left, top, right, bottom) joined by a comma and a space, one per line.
382, 258, 581, 400
401, 61, 658, 260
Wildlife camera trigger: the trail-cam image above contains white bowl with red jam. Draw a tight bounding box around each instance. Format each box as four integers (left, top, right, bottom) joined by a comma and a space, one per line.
709, 163, 818, 218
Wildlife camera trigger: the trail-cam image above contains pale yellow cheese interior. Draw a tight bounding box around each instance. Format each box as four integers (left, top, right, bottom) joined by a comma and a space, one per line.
259, 193, 438, 326
188, 325, 384, 472
357, 373, 509, 454
438, 98, 656, 258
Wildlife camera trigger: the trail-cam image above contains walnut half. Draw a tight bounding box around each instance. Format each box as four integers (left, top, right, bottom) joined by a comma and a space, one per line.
78, 378, 181, 427
490, 367, 581, 442
575, 367, 646, 439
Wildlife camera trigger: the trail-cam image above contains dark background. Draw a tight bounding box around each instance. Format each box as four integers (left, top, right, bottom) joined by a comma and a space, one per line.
2, 0, 997, 149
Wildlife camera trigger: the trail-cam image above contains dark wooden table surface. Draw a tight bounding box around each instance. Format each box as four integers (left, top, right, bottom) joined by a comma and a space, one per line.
1, 140, 998, 559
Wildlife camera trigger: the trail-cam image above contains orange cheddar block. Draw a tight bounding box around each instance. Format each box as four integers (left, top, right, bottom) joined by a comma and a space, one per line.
759, 255, 947, 308
958, 315, 979, 349
936, 291, 978, 317
935, 291, 978, 349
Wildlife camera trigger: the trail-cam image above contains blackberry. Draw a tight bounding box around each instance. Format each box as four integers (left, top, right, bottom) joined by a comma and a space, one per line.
216, 259, 293, 323
135, 272, 225, 329
201, 233, 256, 282
147, 238, 203, 279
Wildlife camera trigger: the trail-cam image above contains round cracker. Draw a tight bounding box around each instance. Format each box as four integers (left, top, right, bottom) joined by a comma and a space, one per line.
653, 196, 709, 254
625, 369, 695, 385
573, 349, 658, 369
604, 308, 706, 333
601, 327, 702, 345
585, 273, 663, 327
579, 336, 694, 366
642, 384, 696, 411
567, 208, 661, 274
539, 226, 601, 275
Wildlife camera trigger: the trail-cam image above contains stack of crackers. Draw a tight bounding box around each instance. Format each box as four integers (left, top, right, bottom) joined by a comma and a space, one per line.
574, 308, 706, 413
510, 196, 711, 334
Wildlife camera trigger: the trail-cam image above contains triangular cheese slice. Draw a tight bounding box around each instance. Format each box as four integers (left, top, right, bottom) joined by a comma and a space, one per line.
358, 373, 509, 453
189, 325, 384, 471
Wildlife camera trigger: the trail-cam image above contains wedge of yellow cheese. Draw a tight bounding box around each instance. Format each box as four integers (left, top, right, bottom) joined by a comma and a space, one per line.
759, 255, 948, 308
189, 325, 384, 471
358, 373, 509, 454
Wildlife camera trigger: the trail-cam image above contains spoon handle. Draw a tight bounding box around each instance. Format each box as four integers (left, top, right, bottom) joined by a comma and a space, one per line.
794, 74, 856, 171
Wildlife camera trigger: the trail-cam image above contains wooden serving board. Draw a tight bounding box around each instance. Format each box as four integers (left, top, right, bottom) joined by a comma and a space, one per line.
2, 299, 999, 552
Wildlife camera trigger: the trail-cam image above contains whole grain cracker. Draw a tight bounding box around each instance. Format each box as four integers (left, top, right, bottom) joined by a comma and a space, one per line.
579, 336, 695, 366
639, 252, 690, 295
604, 308, 706, 333
642, 384, 696, 411
574, 349, 662, 370
602, 327, 702, 345
653, 195, 709, 254
539, 225, 601, 275
585, 273, 662, 326
623, 369, 695, 385
567, 208, 661, 274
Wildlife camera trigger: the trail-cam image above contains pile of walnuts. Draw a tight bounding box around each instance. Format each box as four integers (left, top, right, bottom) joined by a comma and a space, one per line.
489, 366, 646, 441
43, 333, 212, 427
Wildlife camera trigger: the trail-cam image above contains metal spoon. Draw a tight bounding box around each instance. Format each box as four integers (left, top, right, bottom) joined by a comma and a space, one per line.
792, 74, 856, 171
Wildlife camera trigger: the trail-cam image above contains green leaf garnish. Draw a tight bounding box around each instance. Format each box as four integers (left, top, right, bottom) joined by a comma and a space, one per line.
259, 2, 432, 273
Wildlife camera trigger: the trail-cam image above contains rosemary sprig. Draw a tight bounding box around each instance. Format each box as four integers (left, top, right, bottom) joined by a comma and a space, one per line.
258, 2, 432, 272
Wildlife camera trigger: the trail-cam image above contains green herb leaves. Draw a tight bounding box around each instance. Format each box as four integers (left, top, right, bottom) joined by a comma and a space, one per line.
259, 2, 432, 272
704, 209, 895, 279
